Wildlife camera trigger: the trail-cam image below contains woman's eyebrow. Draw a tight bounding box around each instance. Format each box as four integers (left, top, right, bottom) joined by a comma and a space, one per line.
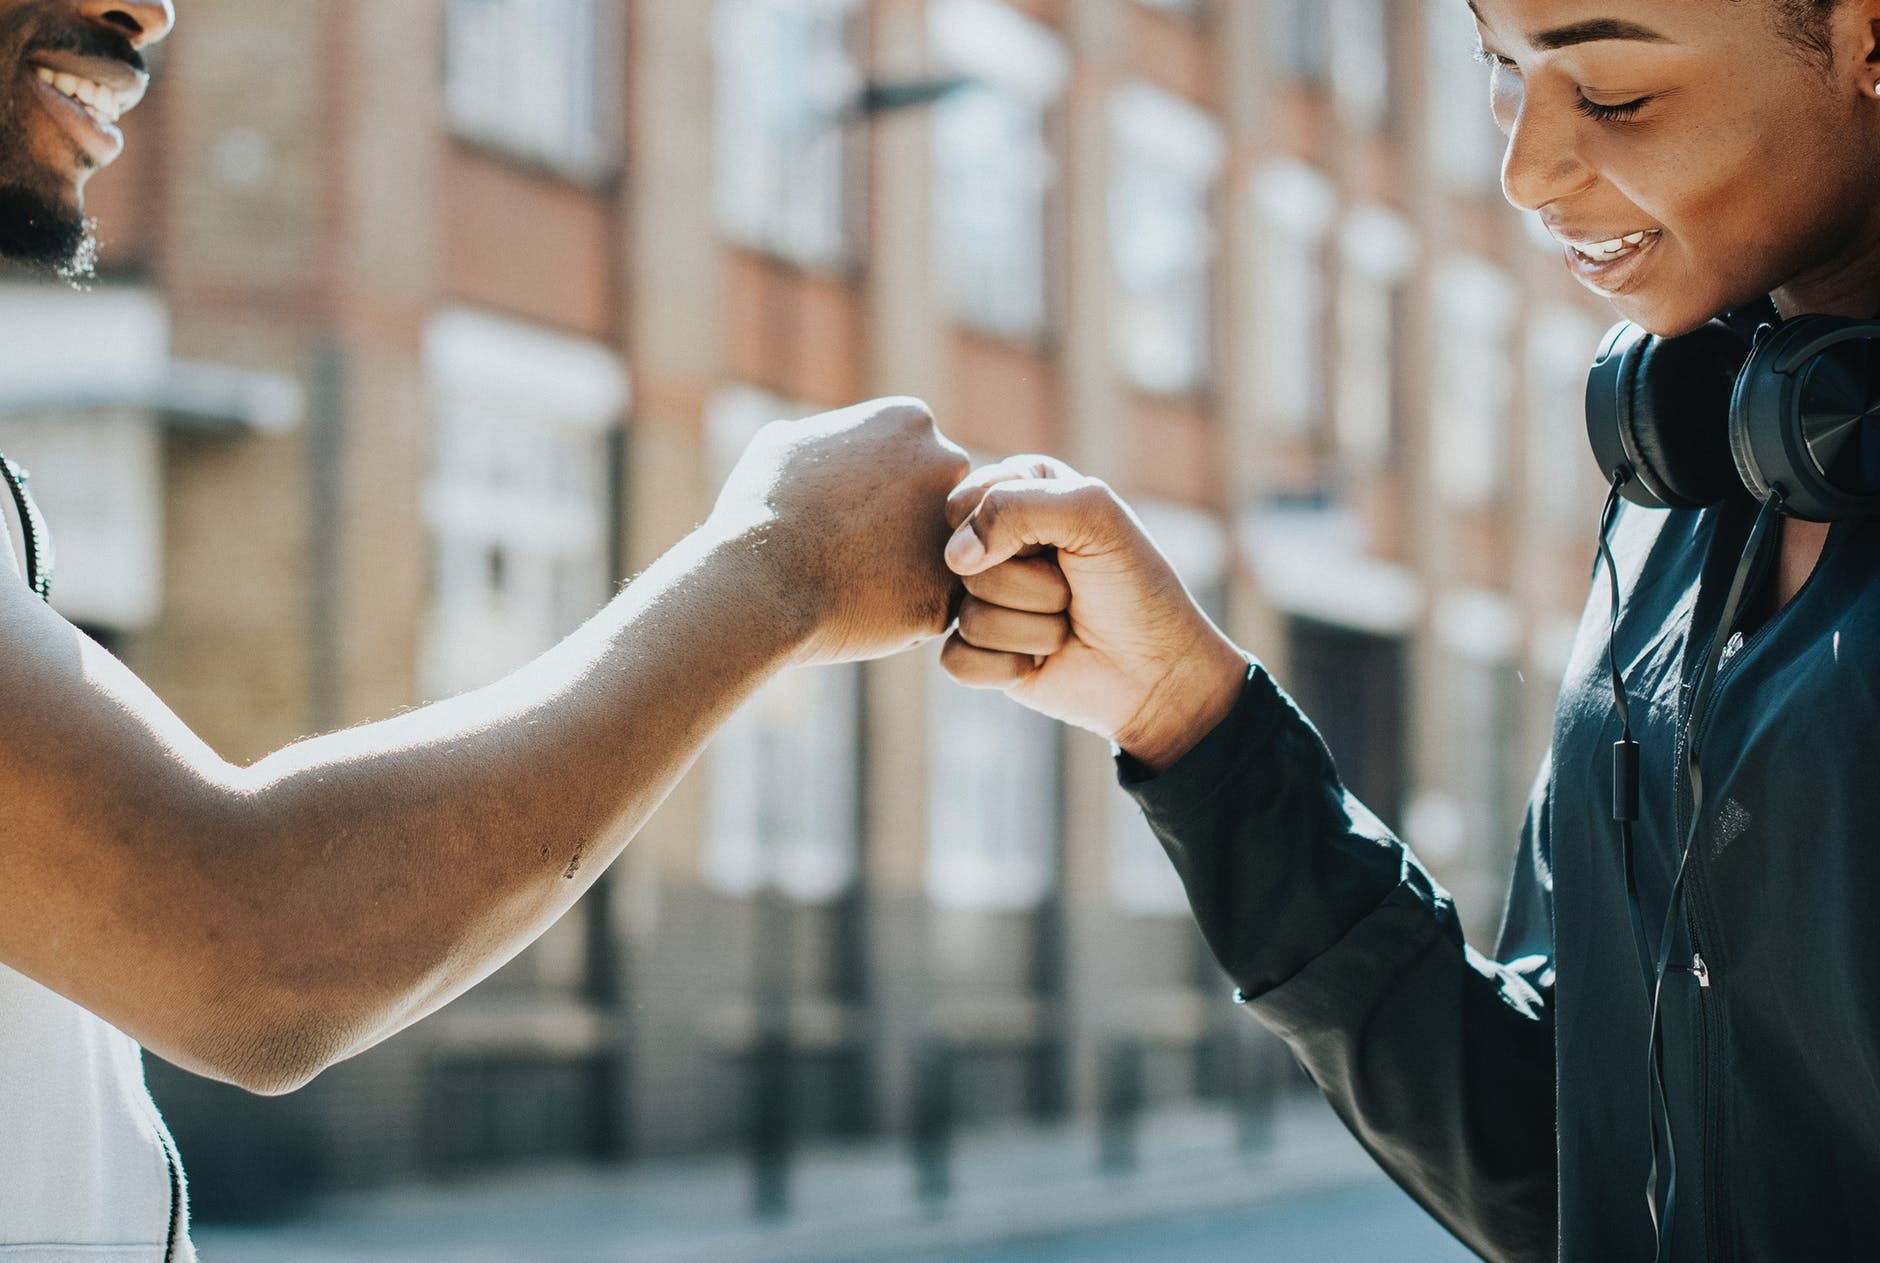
1467, 3, 1673, 50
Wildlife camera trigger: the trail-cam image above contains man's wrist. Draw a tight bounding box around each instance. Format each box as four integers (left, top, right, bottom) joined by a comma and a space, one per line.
682, 520, 824, 664
1115, 635, 1250, 776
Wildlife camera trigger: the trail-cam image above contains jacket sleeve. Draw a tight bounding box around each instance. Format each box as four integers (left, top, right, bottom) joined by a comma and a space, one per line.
1121, 659, 1557, 1263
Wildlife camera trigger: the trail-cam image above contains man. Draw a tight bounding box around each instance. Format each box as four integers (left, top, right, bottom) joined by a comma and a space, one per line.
0, 2, 969, 1258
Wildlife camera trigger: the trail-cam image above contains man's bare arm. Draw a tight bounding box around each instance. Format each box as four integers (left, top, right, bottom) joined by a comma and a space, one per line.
0, 399, 966, 1095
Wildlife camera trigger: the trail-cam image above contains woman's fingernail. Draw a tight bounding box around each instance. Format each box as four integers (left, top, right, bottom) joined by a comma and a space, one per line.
946, 524, 986, 570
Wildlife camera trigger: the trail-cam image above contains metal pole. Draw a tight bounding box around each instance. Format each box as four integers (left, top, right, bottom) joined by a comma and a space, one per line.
911, 1038, 954, 1209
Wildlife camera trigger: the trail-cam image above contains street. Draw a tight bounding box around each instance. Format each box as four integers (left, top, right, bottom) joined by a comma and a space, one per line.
923, 1181, 1475, 1262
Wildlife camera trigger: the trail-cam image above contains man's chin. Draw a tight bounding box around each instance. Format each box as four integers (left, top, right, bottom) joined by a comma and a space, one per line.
0, 181, 96, 279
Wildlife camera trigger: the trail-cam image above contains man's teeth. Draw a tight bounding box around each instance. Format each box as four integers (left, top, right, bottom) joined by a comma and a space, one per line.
1571, 231, 1655, 263
33, 65, 122, 125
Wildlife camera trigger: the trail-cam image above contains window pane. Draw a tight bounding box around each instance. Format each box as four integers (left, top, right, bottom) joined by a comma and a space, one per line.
444, 0, 610, 169
1109, 84, 1224, 396
421, 310, 627, 701
925, 666, 1060, 912
713, 0, 861, 268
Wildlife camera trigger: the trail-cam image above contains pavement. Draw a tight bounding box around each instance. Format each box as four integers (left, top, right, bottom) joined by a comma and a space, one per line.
193, 1095, 1478, 1262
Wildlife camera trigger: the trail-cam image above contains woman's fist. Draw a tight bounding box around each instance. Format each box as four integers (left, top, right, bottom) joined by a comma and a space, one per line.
940, 456, 1247, 773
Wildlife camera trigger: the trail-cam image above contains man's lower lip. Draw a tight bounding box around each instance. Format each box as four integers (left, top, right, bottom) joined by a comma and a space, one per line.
1563, 234, 1661, 294
30, 73, 123, 167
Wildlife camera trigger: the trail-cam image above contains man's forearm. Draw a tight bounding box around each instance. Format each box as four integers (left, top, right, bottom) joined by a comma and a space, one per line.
2, 396, 966, 1095
231, 527, 806, 1072
59, 526, 806, 1093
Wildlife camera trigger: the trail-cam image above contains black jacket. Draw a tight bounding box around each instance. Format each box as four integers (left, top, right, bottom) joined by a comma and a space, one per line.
1123, 497, 1880, 1262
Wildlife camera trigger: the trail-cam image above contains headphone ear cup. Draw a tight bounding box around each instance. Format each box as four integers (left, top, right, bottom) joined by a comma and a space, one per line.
1731, 315, 1880, 522
1588, 321, 1748, 509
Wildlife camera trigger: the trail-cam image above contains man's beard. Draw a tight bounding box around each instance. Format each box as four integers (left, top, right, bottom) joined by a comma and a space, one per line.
0, 3, 120, 282
0, 179, 96, 279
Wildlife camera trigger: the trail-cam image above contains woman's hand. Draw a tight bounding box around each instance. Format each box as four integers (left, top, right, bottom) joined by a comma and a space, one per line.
940, 456, 1247, 774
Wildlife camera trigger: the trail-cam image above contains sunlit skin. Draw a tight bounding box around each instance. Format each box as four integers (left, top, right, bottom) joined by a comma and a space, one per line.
0, 0, 974, 1098
1473, 0, 1880, 612
1473, 0, 1880, 335
947, 0, 1880, 764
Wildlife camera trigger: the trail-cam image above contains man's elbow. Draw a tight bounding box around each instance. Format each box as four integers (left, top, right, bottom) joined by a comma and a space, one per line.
191, 1004, 358, 1097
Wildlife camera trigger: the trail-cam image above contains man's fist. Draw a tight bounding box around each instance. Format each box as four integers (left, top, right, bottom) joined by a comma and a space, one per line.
940, 456, 1246, 773
708, 398, 970, 665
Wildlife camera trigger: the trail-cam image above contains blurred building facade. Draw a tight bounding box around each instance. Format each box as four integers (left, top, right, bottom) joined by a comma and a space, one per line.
0, 0, 1616, 1214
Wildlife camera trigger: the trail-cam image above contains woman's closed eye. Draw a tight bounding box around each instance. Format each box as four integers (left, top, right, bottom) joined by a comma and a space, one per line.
1576, 95, 1654, 123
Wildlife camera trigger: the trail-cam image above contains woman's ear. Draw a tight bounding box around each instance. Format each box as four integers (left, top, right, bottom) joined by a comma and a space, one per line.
1845, 1, 1880, 90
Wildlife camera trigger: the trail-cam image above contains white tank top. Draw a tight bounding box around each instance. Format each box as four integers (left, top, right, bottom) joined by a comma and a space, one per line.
0, 962, 193, 1260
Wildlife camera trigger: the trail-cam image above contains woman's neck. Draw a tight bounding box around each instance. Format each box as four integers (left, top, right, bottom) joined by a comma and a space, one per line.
1771, 213, 1880, 320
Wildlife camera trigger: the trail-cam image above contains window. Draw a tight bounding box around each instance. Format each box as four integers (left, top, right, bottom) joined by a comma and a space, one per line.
929, 0, 1067, 341
1429, 255, 1517, 507
420, 309, 628, 700
1335, 206, 1417, 469
700, 387, 863, 902
1527, 307, 1606, 528
1426, 0, 1506, 194
926, 665, 1061, 912
1109, 83, 1225, 397
1286, 617, 1409, 823
713, 0, 862, 268
444, 0, 614, 172
1268, 0, 1331, 83
1406, 591, 1522, 881
1109, 499, 1229, 917
1330, 0, 1390, 130
1249, 160, 1337, 437
705, 664, 862, 902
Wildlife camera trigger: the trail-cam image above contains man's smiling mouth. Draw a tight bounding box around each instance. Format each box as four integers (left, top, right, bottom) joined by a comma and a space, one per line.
33, 65, 124, 126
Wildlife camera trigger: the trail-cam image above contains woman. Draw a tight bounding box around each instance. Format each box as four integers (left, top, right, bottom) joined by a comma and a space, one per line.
940, 1, 1880, 1259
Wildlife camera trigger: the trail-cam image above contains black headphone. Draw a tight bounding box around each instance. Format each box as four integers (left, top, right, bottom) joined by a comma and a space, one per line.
1582, 307, 1880, 1260
1586, 309, 1880, 521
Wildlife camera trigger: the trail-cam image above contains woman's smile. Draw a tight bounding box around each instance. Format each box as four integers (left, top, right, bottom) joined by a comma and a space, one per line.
1473, 0, 1880, 332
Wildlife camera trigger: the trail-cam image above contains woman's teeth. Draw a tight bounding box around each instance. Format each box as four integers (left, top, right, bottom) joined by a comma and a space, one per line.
1569, 231, 1658, 264
34, 65, 122, 126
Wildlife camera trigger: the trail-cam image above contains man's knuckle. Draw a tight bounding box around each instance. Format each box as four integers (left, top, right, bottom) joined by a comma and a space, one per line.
880, 396, 935, 430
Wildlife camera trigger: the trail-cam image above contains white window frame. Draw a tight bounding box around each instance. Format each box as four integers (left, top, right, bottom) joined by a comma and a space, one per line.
1330, 0, 1390, 130
1526, 306, 1606, 528
713, 0, 863, 269
925, 661, 1061, 913
1412, 588, 1523, 869
444, 0, 616, 174
1335, 205, 1417, 469
1250, 160, 1338, 437
1109, 499, 1229, 918
704, 662, 863, 903
1268, 0, 1331, 83
700, 387, 864, 903
928, 0, 1067, 342
420, 308, 628, 701
1429, 255, 1517, 508
1425, 0, 1505, 194
1138, 0, 1205, 16
0, 284, 170, 631
1109, 82, 1226, 397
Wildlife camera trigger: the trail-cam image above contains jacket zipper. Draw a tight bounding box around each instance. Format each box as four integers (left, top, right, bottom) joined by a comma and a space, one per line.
1675, 612, 1767, 1263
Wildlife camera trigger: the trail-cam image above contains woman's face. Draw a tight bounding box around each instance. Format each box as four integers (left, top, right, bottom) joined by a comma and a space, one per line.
1472, 0, 1880, 334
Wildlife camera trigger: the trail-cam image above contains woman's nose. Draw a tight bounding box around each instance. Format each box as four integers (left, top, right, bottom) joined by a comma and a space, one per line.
1500, 102, 1597, 213
73, 0, 174, 50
